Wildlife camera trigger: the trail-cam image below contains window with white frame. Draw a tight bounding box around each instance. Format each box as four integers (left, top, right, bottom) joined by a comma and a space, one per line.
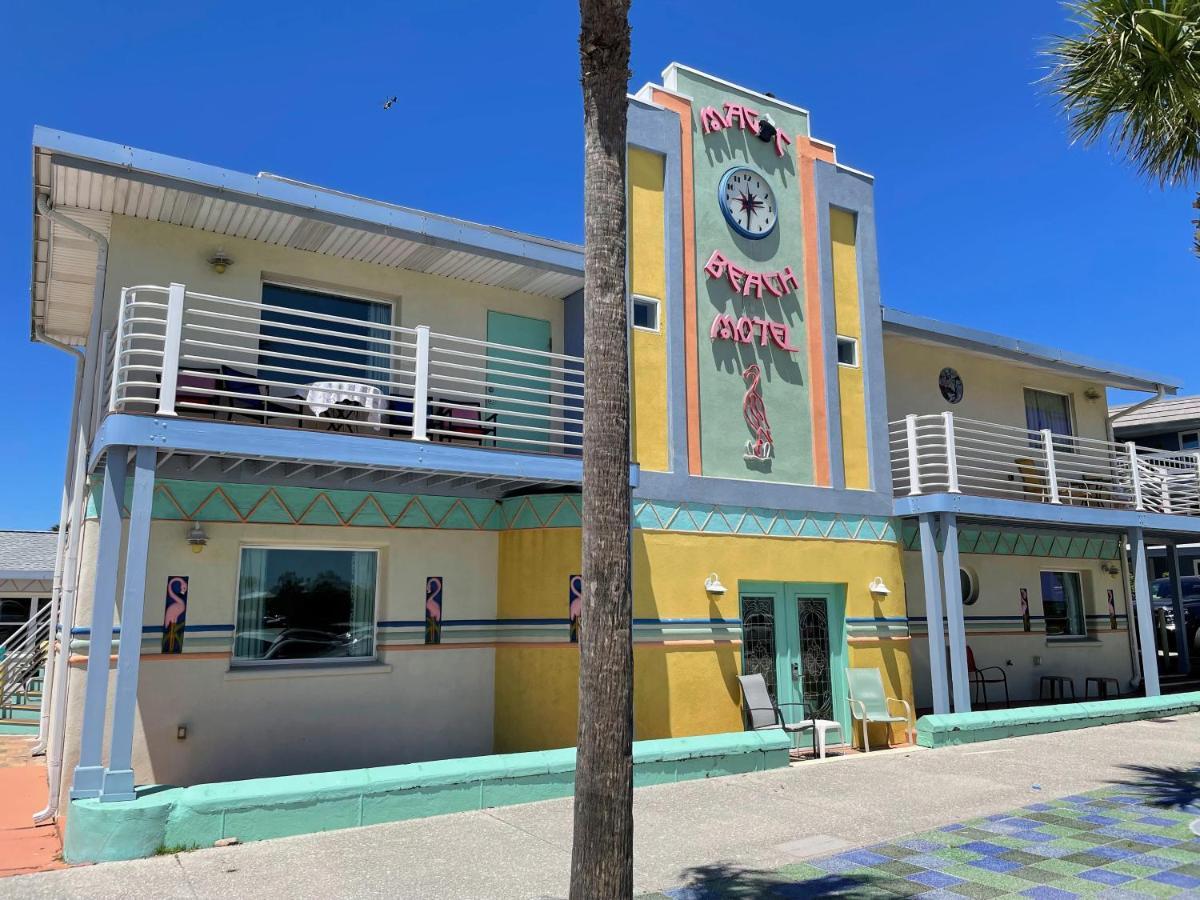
836, 336, 858, 367
1024, 388, 1074, 452
631, 295, 660, 332
1039, 570, 1087, 638
233, 547, 378, 664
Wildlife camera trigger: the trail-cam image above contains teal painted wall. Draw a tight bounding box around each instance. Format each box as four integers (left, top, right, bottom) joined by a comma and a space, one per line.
672, 67, 814, 485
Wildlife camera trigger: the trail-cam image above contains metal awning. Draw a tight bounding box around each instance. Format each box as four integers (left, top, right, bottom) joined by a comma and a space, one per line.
30, 127, 585, 344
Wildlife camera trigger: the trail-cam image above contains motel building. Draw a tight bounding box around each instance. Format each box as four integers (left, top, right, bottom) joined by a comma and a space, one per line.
15, 65, 1199, 859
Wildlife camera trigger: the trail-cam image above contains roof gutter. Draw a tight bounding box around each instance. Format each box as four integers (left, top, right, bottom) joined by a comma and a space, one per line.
31, 195, 108, 825
1108, 384, 1167, 427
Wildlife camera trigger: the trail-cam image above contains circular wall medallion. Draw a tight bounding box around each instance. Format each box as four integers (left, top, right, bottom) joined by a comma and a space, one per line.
939, 367, 964, 404
718, 167, 777, 239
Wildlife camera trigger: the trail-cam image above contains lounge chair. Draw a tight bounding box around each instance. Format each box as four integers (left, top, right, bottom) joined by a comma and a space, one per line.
736, 673, 844, 759
846, 667, 914, 752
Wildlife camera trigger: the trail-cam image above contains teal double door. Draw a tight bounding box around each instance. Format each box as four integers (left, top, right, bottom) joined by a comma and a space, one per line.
739, 582, 849, 737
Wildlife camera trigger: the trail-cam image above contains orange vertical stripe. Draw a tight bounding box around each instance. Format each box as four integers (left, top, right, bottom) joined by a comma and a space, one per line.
797, 138, 836, 487
651, 88, 702, 476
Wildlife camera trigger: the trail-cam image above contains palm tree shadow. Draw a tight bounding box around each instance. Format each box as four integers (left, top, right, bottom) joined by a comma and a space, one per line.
657, 862, 902, 899
1106, 764, 1200, 811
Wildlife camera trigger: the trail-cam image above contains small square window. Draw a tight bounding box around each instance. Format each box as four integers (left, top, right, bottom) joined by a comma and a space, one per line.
836, 336, 858, 367
1181, 431, 1199, 451
631, 296, 660, 332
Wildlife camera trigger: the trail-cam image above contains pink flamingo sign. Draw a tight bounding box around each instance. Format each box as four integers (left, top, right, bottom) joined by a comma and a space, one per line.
161, 576, 188, 654
569, 574, 582, 644
742, 365, 774, 461
425, 576, 443, 645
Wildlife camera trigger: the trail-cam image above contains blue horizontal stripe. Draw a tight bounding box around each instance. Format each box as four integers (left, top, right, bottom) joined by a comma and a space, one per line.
633, 617, 742, 625
846, 617, 909, 624
72, 624, 234, 636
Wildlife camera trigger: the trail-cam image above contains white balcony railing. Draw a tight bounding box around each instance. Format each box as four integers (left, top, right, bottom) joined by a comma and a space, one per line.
106, 283, 583, 456
890, 413, 1200, 517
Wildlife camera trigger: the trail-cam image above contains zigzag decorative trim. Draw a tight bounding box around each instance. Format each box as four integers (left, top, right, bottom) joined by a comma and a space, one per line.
0, 579, 52, 593
900, 523, 1122, 560
85, 480, 898, 541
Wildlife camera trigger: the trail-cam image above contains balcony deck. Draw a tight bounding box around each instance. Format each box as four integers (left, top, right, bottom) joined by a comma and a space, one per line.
91, 283, 600, 496
889, 413, 1200, 535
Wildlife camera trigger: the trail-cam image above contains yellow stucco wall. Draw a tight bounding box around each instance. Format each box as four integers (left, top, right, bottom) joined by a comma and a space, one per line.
628, 148, 669, 472
830, 208, 869, 490
494, 526, 911, 753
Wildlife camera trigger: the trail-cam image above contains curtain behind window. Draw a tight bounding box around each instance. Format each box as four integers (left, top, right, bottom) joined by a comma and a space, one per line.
235, 548, 270, 659
349, 551, 377, 658
260, 284, 394, 388
1025, 389, 1074, 453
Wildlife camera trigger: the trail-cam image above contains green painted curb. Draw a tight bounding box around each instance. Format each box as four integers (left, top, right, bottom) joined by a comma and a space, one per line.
64, 729, 790, 863
916, 692, 1200, 748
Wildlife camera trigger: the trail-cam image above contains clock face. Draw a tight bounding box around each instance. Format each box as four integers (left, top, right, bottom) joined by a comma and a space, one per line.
718, 167, 777, 239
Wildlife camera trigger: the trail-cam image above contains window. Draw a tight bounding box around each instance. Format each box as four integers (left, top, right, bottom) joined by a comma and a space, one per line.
631, 295, 660, 332
1040, 571, 1087, 638
959, 568, 980, 606
836, 336, 858, 367
233, 547, 378, 664
1181, 431, 1199, 451
260, 283, 393, 386
1024, 389, 1074, 452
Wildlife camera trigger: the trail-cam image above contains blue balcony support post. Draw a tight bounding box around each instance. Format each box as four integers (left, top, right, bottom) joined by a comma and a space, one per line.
1129, 527, 1161, 696
940, 513, 971, 713
1165, 543, 1191, 676
918, 513, 950, 715
70, 447, 129, 799
100, 446, 156, 802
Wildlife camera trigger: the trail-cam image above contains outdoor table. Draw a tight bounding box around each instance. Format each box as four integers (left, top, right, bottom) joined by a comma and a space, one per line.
304, 381, 386, 432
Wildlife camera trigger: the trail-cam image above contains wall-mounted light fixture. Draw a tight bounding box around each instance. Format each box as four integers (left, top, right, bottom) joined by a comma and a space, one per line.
1100, 562, 1121, 576
868, 576, 891, 596
703, 572, 727, 594
207, 249, 234, 274
1083, 387, 1102, 402
186, 522, 208, 554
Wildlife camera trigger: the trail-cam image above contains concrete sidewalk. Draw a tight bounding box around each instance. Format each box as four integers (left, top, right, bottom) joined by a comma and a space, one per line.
4, 715, 1198, 899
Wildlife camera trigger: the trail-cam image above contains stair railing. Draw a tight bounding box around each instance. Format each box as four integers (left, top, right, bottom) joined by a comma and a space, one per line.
0, 603, 52, 712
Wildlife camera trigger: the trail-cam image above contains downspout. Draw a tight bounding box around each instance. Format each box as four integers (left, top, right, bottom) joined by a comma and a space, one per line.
1107, 384, 1166, 428
32, 195, 108, 825
30, 326, 82, 757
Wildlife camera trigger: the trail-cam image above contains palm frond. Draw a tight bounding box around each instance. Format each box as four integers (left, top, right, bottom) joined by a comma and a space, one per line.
1043, 0, 1200, 187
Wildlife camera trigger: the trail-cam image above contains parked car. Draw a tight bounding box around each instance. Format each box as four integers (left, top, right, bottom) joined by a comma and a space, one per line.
1149, 575, 1200, 654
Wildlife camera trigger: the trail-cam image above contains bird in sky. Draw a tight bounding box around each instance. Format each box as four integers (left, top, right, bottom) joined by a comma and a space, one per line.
383, 96, 398, 110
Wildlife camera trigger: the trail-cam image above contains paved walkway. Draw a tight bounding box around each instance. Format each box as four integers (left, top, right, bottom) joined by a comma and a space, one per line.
0, 738, 63, 879
3, 716, 1198, 898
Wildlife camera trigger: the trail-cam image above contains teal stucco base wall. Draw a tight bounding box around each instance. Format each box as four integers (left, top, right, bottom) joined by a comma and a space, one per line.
917, 692, 1200, 749
64, 730, 790, 863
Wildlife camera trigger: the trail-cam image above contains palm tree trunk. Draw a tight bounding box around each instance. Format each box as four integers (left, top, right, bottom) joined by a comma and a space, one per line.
570, 1, 632, 897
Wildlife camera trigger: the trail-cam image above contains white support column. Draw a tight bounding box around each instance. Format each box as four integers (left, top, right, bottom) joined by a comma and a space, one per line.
1166, 543, 1191, 676
1128, 443, 1144, 510
1041, 429, 1061, 504
155, 283, 186, 416
918, 514, 950, 714
411, 325, 430, 441
100, 446, 156, 802
941, 513, 971, 713
942, 412, 960, 493
905, 415, 922, 496
70, 448, 129, 799
1129, 527, 1161, 697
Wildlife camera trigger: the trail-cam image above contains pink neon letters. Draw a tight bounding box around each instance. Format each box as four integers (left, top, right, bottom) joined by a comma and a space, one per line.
704, 250, 800, 299
700, 102, 792, 156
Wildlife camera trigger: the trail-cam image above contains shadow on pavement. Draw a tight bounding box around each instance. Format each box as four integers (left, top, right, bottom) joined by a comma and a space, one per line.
1106, 763, 1200, 811
647, 862, 898, 899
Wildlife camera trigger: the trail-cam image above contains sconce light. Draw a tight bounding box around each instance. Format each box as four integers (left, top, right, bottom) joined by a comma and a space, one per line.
703, 572, 727, 594
1100, 562, 1121, 576
186, 522, 208, 554
207, 249, 234, 274
1083, 387, 1102, 402
868, 576, 891, 596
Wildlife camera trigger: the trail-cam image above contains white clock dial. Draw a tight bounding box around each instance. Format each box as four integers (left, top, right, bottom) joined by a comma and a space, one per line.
719, 167, 777, 239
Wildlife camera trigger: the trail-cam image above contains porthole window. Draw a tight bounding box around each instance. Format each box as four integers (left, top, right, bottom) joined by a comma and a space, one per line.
960, 567, 980, 606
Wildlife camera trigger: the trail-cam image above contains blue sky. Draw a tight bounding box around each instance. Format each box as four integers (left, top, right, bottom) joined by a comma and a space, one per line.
1, 2, 1194, 529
